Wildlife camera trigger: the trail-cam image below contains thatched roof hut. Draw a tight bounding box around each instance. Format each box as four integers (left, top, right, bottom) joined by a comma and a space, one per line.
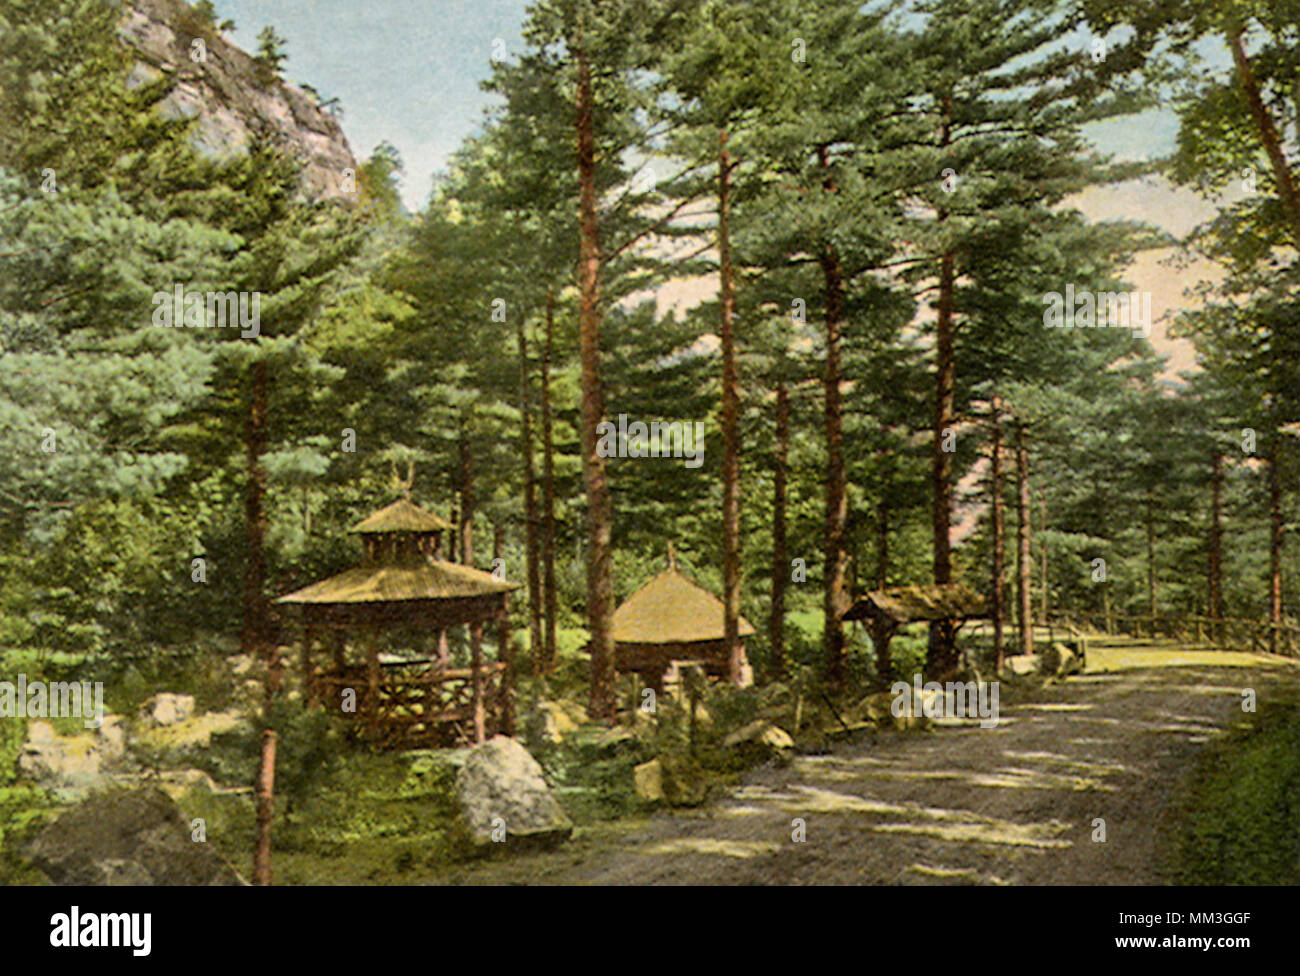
612, 567, 756, 645
842, 583, 987, 626
842, 583, 988, 686
612, 550, 754, 691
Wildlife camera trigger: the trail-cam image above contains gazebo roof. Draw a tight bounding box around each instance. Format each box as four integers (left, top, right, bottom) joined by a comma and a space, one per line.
612, 562, 755, 646
350, 499, 453, 534
277, 560, 517, 606
842, 583, 987, 625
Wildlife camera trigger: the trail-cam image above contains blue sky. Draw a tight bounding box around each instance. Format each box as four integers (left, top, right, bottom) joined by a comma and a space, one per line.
217, 1, 1186, 212
220, 0, 531, 210
212, 1, 1213, 377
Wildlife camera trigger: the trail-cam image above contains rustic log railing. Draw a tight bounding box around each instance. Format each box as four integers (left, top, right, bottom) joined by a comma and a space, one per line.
1034, 612, 1300, 658
308, 659, 508, 749
962, 611, 1300, 662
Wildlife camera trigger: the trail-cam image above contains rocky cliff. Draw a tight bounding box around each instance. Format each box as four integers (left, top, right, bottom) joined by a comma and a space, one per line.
117, 0, 356, 201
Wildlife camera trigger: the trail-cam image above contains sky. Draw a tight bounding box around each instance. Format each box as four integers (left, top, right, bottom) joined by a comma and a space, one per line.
215, 0, 1221, 377
220, 0, 530, 211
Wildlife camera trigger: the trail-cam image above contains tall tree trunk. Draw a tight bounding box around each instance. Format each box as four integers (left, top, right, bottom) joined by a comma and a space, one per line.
541, 290, 558, 673
449, 501, 459, 563
574, 35, 616, 722
1269, 438, 1284, 654
932, 252, 956, 590
876, 494, 890, 589
928, 93, 958, 677
242, 359, 270, 656
718, 129, 743, 686
817, 144, 849, 688
1039, 492, 1048, 621
769, 384, 789, 679
1208, 450, 1224, 621
460, 432, 485, 738
873, 490, 892, 684
1228, 24, 1300, 245
519, 322, 543, 668
494, 524, 514, 734
458, 434, 474, 567
1016, 422, 1033, 657
990, 397, 1005, 671
1146, 490, 1157, 626
244, 359, 277, 886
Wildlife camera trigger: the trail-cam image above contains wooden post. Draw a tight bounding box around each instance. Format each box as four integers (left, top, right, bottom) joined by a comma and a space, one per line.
332, 630, 346, 670
254, 729, 277, 886
301, 623, 316, 708
366, 638, 381, 739
498, 597, 515, 736
470, 622, 486, 744
871, 620, 897, 688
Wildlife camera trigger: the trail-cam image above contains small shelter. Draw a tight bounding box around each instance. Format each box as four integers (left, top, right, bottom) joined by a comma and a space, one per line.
277, 499, 519, 749
612, 548, 755, 693
842, 582, 988, 679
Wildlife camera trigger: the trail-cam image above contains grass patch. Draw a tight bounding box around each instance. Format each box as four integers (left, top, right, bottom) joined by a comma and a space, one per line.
1161, 700, 1300, 884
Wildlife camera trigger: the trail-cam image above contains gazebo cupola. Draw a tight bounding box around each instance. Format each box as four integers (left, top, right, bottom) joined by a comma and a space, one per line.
352, 498, 452, 566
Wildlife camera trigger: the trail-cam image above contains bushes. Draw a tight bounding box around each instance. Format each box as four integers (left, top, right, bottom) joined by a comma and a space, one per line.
196, 701, 342, 814
0, 699, 55, 883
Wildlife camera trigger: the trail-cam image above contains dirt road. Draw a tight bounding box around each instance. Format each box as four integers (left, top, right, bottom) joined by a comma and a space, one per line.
431, 640, 1299, 885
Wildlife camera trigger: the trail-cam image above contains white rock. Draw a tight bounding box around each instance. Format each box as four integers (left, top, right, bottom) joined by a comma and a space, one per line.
138, 693, 195, 727
454, 736, 572, 848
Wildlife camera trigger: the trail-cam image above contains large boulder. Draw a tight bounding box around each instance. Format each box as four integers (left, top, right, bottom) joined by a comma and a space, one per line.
454, 736, 572, 849
19, 720, 128, 802
23, 787, 244, 885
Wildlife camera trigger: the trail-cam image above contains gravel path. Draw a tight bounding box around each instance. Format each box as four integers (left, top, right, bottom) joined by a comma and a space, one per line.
431, 641, 1300, 885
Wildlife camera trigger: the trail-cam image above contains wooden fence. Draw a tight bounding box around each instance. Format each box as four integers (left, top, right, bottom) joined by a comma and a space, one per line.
1020, 612, 1300, 658
309, 659, 507, 749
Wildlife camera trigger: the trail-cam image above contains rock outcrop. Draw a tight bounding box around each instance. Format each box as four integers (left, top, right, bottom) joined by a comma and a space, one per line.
118, 0, 356, 201
19, 719, 130, 802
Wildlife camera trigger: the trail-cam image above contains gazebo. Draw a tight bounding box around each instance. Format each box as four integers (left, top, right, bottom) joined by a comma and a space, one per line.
842, 582, 988, 681
277, 499, 519, 749
611, 548, 755, 693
